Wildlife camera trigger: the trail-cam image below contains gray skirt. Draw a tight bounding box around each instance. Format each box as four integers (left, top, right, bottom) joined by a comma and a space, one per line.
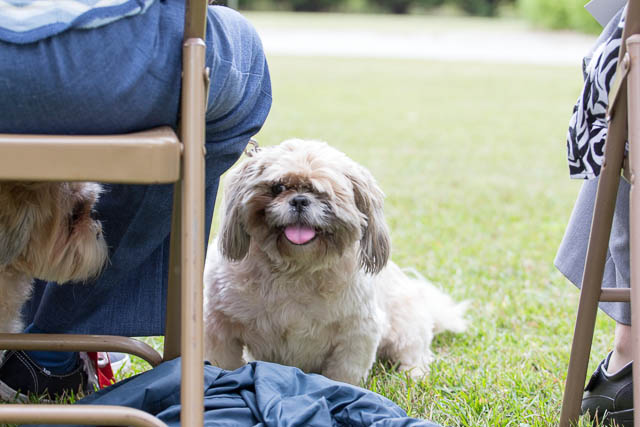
555, 177, 630, 325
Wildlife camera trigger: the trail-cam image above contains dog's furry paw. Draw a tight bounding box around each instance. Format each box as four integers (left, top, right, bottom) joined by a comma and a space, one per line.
398, 364, 429, 380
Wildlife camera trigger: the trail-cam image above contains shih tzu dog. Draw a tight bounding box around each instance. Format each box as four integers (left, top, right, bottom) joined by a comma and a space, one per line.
0, 182, 108, 333
204, 139, 467, 385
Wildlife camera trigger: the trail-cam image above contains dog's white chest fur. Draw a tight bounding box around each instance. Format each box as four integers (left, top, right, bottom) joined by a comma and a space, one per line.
204, 247, 384, 379
243, 298, 351, 373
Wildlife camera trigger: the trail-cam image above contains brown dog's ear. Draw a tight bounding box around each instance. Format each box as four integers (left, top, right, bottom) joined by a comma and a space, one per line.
348, 166, 390, 274
218, 161, 253, 261
0, 217, 32, 267
0, 185, 36, 267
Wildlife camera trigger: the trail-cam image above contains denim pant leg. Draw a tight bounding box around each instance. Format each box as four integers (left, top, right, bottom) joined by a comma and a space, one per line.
19, 3, 272, 336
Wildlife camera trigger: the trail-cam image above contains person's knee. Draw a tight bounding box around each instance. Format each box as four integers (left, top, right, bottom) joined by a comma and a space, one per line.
204, 6, 271, 140
207, 5, 266, 68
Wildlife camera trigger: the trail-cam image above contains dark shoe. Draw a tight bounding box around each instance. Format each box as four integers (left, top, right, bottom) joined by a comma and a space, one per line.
582, 352, 633, 426
0, 350, 95, 402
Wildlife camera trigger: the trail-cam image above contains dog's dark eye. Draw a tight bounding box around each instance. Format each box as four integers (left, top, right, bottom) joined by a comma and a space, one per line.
271, 184, 286, 196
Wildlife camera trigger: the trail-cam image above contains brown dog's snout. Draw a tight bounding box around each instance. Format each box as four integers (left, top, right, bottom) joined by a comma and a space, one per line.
289, 195, 310, 213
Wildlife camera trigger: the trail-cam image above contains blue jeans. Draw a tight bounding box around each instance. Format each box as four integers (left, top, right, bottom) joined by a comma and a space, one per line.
3, 1, 272, 336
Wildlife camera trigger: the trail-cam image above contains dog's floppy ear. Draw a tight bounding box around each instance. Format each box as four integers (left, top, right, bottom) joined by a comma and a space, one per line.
0, 216, 32, 267
0, 185, 36, 267
218, 161, 253, 261
348, 166, 390, 274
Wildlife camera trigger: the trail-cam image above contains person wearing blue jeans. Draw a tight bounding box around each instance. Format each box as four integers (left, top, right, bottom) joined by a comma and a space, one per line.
0, 0, 272, 399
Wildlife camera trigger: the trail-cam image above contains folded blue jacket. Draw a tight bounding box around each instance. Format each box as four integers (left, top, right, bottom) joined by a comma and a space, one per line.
29, 358, 442, 427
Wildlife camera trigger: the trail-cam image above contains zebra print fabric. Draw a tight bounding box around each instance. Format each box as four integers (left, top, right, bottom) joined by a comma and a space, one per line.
567, 7, 625, 179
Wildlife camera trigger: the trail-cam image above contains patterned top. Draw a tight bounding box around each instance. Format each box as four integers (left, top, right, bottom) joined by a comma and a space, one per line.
566, 6, 625, 179
0, 0, 156, 44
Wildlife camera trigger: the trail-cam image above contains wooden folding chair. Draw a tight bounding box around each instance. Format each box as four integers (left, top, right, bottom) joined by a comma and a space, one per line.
0, 1, 209, 425
560, 1, 640, 425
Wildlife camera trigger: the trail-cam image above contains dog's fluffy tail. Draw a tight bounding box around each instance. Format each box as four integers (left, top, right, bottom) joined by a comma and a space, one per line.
404, 267, 468, 334
376, 262, 467, 377
382, 264, 468, 335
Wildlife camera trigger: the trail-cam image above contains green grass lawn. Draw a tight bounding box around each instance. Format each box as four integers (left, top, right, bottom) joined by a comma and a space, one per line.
120, 25, 613, 427
246, 56, 605, 426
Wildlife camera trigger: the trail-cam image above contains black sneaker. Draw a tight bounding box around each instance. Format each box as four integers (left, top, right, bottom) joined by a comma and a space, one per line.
581, 352, 633, 426
0, 350, 96, 402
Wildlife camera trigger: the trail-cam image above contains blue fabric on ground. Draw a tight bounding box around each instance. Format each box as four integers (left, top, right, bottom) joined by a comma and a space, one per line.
27, 359, 442, 427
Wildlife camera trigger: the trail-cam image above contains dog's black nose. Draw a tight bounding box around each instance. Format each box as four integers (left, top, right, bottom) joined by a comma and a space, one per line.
290, 195, 310, 212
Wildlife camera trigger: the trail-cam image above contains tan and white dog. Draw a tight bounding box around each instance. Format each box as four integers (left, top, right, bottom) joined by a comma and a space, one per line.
204, 140, 466, 385
0, 182, 108, 333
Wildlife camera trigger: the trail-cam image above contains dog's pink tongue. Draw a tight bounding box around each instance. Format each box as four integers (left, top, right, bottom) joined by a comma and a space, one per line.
284, 225, 316, 245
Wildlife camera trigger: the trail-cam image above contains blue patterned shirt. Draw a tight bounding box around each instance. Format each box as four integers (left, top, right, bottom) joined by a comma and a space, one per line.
0, 0, 156, 44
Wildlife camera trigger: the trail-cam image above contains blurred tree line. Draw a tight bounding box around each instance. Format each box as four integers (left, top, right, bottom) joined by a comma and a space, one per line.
229, 0, 601, 33
518, 0, 601, 33
233, 0, 509, 15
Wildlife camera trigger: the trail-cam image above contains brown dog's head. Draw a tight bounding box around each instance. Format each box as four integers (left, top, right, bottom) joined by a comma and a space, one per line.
219, 139, 390, 274
0, 182, 108, 283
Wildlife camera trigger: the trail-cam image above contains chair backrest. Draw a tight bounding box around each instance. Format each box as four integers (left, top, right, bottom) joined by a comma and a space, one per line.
0, 1, 210, 426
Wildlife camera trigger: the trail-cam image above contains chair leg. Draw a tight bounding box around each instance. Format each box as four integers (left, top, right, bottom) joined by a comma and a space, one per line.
0, 333, 162, 367
163, 182, 182, 362
560, 187, 619, 426
631, 150, 640, 427
178, 38, 207, 427
559, 93, 628, 427
625, 34, 640, 427
0, 404, 167, 427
